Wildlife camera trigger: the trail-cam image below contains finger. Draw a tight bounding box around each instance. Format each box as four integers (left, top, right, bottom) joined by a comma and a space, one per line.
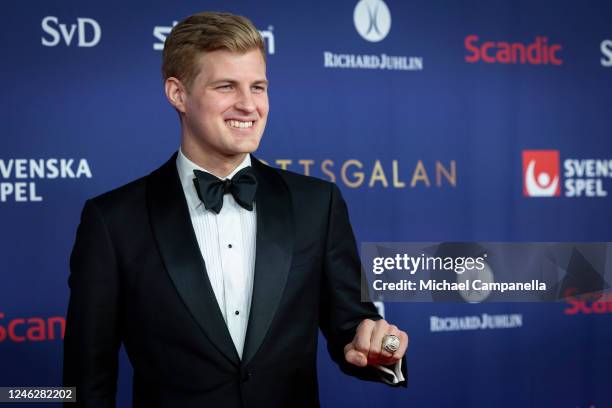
368, 319, 390, 363
394, 330, 409, 359
352, 319, 376, 355
344, 342, 368, 367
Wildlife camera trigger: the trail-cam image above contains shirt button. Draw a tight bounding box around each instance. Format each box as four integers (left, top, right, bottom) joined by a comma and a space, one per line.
235, 310, 240, 315
228, 244, 233, 248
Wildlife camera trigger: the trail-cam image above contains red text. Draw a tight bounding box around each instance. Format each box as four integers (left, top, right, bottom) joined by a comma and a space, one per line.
0, 312, 65, 342
564, 290, 612, 315
465, 35, 562, 65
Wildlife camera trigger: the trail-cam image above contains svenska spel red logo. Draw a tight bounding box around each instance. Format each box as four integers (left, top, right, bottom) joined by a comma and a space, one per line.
522, 150, 561, 197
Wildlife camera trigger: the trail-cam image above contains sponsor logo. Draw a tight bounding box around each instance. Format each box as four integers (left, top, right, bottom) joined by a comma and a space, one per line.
152, 21, 176, 51
601, 39, 612, 67
323, 52, 422, 70
261, 158, 456, 189
564, 289, 612, 315
0, 158, 92, 203
522, 150, 611, 198
41, 16, 101, 47
153, 22, 276, 55
0, 312, 65, 343
430, 313, 523, 332
523, 150, 560, 197
353, 0, 391, 42
324, 1, 423, 71
465, 35, 562, 65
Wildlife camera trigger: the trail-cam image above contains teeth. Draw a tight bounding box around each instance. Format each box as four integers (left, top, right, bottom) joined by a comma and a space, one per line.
227, 120, 254, 128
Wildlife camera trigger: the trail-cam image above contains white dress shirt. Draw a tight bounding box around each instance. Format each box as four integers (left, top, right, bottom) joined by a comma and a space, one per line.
176, 149, 403, 384
177, 149, 256, 358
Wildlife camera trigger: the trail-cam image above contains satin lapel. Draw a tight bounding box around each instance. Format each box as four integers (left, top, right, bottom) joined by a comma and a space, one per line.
242, 156, 295, 365
147, 153, 240, 366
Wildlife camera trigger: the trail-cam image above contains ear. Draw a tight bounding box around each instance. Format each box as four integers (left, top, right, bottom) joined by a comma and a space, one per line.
164, 77, 187, 113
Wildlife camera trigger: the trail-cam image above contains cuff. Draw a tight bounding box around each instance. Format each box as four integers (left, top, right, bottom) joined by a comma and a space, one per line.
373, 360, 405, 385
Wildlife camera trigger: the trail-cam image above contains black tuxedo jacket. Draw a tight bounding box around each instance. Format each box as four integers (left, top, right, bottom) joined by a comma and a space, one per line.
64, 153, 405, 407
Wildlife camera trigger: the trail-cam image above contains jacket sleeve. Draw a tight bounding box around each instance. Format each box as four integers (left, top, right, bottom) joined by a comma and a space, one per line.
318, 184, 407, 386
63, 199, 121, 407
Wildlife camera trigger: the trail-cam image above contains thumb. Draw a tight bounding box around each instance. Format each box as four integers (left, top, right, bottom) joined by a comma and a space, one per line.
344, 342, 368, 367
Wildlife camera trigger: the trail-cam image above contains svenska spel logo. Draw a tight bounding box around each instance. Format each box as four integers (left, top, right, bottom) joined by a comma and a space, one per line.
522, 150, 610, 198
522, 150, 560, 197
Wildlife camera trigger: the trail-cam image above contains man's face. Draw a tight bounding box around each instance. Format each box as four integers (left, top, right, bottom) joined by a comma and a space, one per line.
180, 49, 269, 160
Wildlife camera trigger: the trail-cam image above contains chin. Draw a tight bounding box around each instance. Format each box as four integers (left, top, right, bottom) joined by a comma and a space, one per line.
224, 144, 258, 157
234, 139, 261, 154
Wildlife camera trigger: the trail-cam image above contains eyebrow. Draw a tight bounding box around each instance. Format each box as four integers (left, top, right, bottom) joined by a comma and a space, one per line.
208, 79, 269, 86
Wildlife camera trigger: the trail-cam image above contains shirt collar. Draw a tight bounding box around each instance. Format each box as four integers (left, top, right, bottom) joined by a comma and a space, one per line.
176, 148, 252, 211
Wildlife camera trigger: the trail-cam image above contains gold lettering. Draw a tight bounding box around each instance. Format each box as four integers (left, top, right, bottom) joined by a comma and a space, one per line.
321, 160, 336, 182
298, 159, 314, 176
411, 160, 430, 187
368, 160, 388, 187
275, 159, 292, 170
392, 160, 405, 188
342, 159, 364, 188
436, 160, 456, 187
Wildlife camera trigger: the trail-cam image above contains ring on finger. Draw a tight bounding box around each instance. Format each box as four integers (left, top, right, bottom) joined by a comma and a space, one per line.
382, 334, 400, 353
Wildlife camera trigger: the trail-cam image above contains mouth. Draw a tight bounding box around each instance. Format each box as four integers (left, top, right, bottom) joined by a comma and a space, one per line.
225, 119, 255, 129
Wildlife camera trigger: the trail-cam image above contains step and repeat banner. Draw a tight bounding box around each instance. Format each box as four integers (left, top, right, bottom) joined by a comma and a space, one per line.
1, 0, 611, 406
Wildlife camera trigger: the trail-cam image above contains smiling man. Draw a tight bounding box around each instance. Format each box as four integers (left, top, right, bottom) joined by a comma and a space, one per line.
63, 11, 407, 407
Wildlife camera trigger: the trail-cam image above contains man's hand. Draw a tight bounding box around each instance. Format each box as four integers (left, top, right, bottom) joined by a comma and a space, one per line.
344, 319, 409, 367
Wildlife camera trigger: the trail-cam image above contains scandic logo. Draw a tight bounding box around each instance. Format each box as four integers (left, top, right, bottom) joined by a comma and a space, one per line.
564, 289, 612, 315
465, 35, 562, 65
522, 150, 560, 197
0, 312, 65, 343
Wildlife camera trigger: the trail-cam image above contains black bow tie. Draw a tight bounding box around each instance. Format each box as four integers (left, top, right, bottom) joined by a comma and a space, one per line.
193, 166, 257, 214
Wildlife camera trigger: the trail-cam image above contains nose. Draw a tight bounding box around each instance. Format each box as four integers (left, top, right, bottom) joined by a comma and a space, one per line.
234, 88, 256, 113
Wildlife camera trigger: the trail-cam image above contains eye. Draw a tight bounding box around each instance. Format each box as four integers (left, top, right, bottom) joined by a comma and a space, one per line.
252, 85, 267, 93
216, 84, 233, 91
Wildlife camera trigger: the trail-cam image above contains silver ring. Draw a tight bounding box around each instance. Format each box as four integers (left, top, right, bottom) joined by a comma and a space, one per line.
382, 334, 400, 353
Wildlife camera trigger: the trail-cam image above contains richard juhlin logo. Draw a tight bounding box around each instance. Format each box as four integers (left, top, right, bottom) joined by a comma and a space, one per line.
522, 150, 560, 197
353, 0, 391, 42
323, 1, 423, 71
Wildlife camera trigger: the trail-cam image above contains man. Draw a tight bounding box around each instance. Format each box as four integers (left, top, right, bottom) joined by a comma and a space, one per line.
64, 11, 408, 407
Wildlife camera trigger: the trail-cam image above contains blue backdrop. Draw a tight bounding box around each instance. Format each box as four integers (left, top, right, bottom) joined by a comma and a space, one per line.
1, 0, 611, 406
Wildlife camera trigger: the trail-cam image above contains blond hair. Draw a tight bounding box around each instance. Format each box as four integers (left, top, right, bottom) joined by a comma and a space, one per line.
162, 12, 265, 90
